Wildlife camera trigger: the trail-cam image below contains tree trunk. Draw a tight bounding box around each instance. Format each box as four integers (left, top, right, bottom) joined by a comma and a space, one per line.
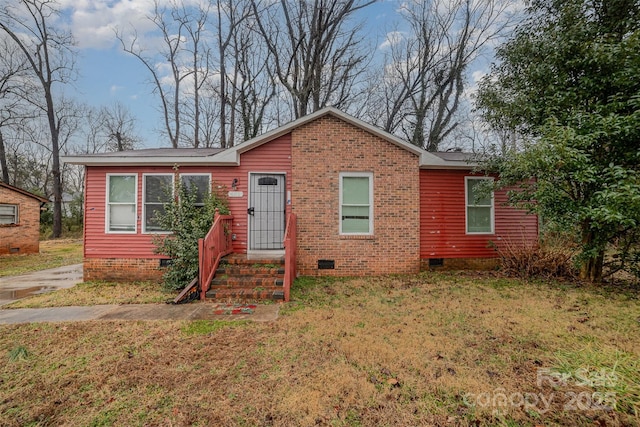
579, 226, 604, 282
579, 251, 604, 282
46, 92, 63, 238
0, 129, 9, 183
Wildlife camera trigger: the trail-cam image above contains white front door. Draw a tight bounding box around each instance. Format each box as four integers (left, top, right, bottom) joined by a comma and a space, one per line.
248, 173, 286, 250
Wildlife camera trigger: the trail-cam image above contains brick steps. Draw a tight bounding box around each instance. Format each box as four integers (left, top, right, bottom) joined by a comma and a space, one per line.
205, 254, 285, 302
206, 288, 284, 301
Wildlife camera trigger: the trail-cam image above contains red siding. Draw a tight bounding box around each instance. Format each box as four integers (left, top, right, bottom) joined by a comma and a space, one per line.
420, 169, 538, 259
84, 135, 292, 259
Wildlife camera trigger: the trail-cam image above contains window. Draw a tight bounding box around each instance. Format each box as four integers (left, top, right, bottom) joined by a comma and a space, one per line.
340, 172, 373, 235
180, 174, 211, 207
107, 174, 137, 233
143, 174, 174, 233
466, 177, 494, 234
0, 204, 18, 225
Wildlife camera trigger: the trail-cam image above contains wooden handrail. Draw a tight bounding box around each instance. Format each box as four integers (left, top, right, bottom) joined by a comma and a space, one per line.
198, 209, 233, 300
283, 212, 297, 302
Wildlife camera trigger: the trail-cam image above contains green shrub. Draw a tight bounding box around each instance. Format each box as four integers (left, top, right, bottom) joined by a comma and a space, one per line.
153, 183, 229, 291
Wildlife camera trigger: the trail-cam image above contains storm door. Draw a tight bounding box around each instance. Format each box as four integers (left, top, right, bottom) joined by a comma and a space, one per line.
248, 173, 286, 250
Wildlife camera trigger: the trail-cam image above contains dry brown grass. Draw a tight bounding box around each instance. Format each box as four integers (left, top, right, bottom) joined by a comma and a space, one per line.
496, 235, 578, 280
1, 272, 639, 426
5, 281, 173, 308
0, 239, 83, 277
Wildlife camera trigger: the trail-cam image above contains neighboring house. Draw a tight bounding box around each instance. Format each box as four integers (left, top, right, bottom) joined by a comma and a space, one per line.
63, 107, 537, 283
0, 182, 49, 255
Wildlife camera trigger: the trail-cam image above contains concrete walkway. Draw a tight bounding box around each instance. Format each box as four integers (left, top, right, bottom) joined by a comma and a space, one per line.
0, 303, 280, 324
0, 263, 84, 306
0, 264, 280, 324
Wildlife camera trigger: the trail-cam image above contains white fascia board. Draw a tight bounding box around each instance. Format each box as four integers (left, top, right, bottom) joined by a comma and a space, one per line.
419, 159, 479, 170
60, 155, 223, 166
420, 163, 478, 170
208, 149, 240, 165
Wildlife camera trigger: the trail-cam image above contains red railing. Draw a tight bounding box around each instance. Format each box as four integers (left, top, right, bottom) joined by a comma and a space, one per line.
283, 212, 297, 302
198, 210, 233, 300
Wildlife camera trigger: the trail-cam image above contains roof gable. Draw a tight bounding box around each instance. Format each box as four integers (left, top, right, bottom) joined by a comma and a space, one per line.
0, 182, 49, 203
213, 107, 428, 163
61, 107, 474, 169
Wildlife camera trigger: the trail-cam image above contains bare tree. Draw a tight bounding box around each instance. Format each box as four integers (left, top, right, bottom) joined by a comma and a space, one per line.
117, 0, 223, 148
367, 0, 515, 151
0, 0, 77, 237
99, 102, 140, 152
232, 18, 277, 141
197, 94, 222, 148
117, 0, 186, 148
208, 0, 256, 148
82, 103, 139, 153
0, 38, 32, 183
251, 0, 375, 120
175, 1, 212, 148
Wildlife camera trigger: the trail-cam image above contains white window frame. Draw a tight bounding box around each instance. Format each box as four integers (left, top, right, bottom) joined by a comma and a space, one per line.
179, 173, 211, 207
339, 172, 374, 235
465, 176, 495, 235
0, 204, 19, 224
106, 174, 138, 234
143, 173, 175, 234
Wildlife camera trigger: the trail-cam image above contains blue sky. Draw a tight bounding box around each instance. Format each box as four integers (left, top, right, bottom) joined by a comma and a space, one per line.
68, 0, 406, 148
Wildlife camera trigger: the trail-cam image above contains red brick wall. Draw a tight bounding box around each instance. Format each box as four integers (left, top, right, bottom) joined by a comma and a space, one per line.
83, 258, 164, 282
291, 115, 421, 276
0, 187, 42, 255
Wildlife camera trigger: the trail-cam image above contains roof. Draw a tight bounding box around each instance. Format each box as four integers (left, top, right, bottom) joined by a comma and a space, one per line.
431, 151, 482, 162
62, 147, 225, 166
0, 182, 50, 203
84, 147, 224, 158
62, 107, 475, 169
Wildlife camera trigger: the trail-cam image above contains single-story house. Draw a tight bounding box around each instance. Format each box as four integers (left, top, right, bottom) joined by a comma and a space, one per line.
63, 107, 537, 289
0, 182, 49, 255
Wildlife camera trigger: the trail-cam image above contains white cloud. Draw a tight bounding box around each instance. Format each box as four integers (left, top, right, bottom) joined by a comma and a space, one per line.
110, 85, 124, 95
471, 70, 486, 85
379, 31, 406, 49
62, 0, 158, 49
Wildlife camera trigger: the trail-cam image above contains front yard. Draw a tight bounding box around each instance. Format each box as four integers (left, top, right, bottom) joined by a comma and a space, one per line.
1, 273, 639, 426
0, 239, 83, 277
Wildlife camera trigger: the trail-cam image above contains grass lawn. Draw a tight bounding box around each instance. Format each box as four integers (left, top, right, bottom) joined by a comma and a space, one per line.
1, 273, 639, 426
5, 280, 173, 308
0, 239, 83, 277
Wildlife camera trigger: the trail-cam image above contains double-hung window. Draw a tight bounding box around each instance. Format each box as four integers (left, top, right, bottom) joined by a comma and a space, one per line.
143, 174, 174, 233
466, 177, 494, 234
180, 174, 211, 208
0, 204, 18, 224
340, 172, 373, 235
107, 174, 137, 233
